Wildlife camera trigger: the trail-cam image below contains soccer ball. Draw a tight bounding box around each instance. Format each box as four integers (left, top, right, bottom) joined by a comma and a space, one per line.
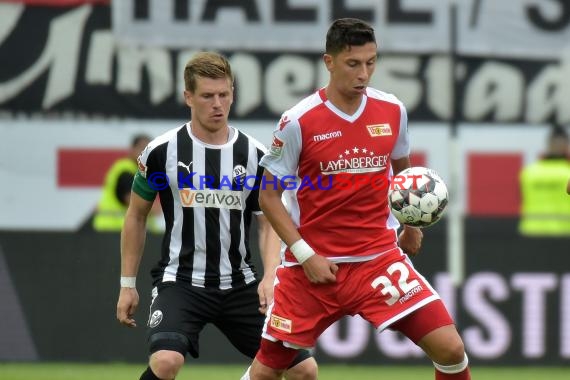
388, 166, 449, 228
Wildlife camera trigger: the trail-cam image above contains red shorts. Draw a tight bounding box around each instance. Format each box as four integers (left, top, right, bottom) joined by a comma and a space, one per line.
262, 249, 451, 348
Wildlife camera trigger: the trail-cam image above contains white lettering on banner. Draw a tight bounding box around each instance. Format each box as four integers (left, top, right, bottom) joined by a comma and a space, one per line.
461, 273, 511, 358
116, 46, 173, 104
1, 5, 570, 124
511, 273, 557, 358
316, 272, 570, 360
112, 0, 570, 58
0, 5, 90, 108
111, 0, 443, 52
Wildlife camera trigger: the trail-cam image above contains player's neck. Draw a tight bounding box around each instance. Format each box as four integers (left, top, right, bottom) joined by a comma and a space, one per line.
324, 86, 363, 116
189, 122, 230, 145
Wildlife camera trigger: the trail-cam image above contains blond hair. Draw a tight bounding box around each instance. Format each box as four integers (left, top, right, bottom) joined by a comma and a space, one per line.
184, 52, 234, 92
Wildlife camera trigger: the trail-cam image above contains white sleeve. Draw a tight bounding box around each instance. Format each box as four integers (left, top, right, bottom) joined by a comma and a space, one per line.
259, 114, 302, 179
391, 103, 411, 160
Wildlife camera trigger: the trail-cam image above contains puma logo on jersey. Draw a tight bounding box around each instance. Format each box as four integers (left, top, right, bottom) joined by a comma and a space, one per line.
177, 160, 193, 173
366, 124, 392, 137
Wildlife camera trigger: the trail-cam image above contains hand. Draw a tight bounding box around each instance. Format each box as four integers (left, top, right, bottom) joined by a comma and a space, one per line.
116, 287, 139, 328
257, 274, 275, 315
301, 254, 338, 284
398, 226, 423, 257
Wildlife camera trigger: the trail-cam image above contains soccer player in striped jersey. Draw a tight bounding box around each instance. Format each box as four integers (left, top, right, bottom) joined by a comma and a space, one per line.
245, 19, 471, 380
116, 52, 317, 380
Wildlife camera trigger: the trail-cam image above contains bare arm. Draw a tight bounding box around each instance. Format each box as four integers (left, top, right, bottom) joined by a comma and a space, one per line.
258, 171, 301, 247
121, 192, 153, 277
256, 213, 281, 314
259, 170, 337, 283
116, 192, 153, 327
391, 156, 423, 256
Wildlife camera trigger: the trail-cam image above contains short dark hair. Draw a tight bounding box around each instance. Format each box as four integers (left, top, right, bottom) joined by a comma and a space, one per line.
184, 51, 234, 92
325, 18, 376, 55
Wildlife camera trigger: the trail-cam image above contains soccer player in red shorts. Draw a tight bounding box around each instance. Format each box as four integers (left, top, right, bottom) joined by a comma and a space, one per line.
242, 18, 471, 380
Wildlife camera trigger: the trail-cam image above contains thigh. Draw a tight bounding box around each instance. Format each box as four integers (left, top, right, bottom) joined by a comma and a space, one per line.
390, 299, 454, 344
263, 266, 344, 349
147, 282, 220, 358
347, 252, 443, 333
215, 282, 265, 358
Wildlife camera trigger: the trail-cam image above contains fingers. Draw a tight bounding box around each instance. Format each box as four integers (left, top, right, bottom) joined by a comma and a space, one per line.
258, 295, 268, 314
117, 307, 137, 327
307, 268, 337, 284
117, 291, 138, 328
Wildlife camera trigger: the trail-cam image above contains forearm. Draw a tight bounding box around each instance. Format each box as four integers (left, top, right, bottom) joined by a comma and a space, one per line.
391, 156, 411, 175
259, 190, 302, 247
257, 215, 282, 277
120, 208, 147, 278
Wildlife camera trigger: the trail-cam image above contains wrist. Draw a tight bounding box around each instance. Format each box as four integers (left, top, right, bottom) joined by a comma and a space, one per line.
289, 239, 315, 264
120, 276, 136, 288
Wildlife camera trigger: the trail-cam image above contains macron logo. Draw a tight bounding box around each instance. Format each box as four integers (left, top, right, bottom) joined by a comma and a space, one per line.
313, 131, 342, 142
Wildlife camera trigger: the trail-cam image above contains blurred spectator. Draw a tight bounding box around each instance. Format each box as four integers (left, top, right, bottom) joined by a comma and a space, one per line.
93, 134, 162, 233
519, 125, 570, 236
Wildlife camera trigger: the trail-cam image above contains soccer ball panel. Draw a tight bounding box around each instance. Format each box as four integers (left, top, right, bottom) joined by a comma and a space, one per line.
388, 166, 449, 228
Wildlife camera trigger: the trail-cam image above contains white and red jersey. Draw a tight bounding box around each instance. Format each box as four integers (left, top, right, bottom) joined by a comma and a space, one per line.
260, 88, 410, 265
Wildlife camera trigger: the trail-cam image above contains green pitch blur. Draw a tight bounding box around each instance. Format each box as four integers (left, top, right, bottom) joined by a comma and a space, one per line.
0, 363, 569, 379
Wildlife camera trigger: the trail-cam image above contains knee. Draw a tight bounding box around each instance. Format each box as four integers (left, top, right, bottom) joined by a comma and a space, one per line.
285, 357, 318, 380
250, 359, 285, 380
419, 326, 466, 366
149, 350, 185, 379
434, 339, 466, 365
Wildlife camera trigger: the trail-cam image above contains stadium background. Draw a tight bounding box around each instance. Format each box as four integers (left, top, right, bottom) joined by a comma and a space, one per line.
0, 0, 569, 370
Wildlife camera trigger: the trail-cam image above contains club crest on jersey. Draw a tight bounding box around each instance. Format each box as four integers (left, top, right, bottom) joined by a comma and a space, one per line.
270, 314, 292, 333
269, 135, 285, 157
232, 165, 247, 186
366, 124, 392, 137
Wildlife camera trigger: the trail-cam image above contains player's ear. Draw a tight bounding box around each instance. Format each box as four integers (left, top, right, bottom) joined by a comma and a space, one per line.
323, 54, 334, 72
230, 85, 235, 104
183, 90, 193, 108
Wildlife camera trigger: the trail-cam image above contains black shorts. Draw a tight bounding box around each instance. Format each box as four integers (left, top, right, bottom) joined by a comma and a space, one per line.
145, 281, 311, 366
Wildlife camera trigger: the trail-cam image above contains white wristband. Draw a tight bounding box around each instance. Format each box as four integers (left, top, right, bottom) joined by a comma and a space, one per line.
120, 276, 136, 288
289, 239, 316, 264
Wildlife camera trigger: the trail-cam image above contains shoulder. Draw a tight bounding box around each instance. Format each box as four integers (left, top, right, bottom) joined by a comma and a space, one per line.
236, 128, 268, 155
145, 125, 184, 155
138, 125, 185, 171
366, 88, 406, 109
283, 90, 325, 122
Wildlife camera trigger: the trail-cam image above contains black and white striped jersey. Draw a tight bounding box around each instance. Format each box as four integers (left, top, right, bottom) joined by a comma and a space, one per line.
133, 123, 266, 290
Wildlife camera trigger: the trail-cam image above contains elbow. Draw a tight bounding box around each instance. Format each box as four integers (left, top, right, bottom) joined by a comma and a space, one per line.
259, 190, 270, 214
